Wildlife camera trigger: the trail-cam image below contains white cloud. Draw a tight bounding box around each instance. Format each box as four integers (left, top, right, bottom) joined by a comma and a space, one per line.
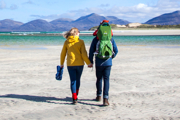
32, 8, 104, 21
0, 0, 17, 10
10, 4, 18, 10
100, 4, 110, 7
31, 14, 75, 22
30, 0, 180, 23
70, 0, 180, 23
23, 0, 35, 5
136, 3, 147, 9
0, 0, 6, 9
70, 8, 103, 15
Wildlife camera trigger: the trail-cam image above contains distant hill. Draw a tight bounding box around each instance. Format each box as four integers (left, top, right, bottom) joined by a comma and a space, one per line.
15, 19, 55, 31
106, 16, 130, 25
68, 13, 105, 30
0, 13, 130, 31
51, 13, 130, 30
71, 13, 107, 30
50, 18, 73, 24
0, 19, 23, 31
74, 13, 105, 24
50, 18, 74, 31
50, 18, 73, 31
2, 11, 180, 32
145, 11, 180, 25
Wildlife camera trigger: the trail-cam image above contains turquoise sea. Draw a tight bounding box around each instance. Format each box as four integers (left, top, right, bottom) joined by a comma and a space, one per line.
0, 31, 180, 47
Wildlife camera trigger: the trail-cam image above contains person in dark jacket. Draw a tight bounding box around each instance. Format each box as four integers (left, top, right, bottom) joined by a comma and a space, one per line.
89, 37, 118, 106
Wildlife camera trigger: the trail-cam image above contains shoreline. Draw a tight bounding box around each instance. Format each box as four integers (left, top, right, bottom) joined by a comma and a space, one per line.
112, 29, 180, 36
1, 45, 180, 51
0, 29, 180, 36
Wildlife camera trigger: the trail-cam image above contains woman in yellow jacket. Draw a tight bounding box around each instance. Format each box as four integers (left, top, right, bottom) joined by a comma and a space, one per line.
60, 28, 93, 104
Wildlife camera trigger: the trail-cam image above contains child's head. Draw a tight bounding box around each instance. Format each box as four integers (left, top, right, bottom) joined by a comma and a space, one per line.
100, 20, 109, 24
63, 28, 80, 39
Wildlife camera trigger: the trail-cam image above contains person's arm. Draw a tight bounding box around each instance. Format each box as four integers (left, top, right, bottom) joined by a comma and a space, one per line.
111, 38, 118, 58
89, 37, 97, 64
80, 40, 91, 65
93, 30, 98, 36
60, 41, 67, 67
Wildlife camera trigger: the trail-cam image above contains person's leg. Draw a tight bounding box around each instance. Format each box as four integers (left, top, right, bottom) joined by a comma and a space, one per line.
102, 66, 111, 106
75, 66, 84, 96
102, 66, 111, 99
95, 66, 103, 100
67, 66, 77, 102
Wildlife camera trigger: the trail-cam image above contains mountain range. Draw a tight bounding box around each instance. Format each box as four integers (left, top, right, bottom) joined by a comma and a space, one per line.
0, 19, 23, 31
0, 13, 130, 32
0, 11, 180, 31
145, 11, 180, 25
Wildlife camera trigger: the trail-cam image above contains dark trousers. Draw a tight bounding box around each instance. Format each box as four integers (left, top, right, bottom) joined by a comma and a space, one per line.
96, 66, 111, 99
67, 66, 84, 94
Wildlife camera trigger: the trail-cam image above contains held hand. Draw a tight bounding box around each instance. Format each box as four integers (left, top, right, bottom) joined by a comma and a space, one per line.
88, 63, 93, 68
60, 65, 64, 68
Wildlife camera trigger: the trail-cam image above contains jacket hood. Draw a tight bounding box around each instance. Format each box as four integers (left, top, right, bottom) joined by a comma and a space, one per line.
67, 36, 79, 43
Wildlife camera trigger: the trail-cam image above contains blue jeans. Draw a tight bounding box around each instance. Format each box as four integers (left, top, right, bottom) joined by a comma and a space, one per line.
67, 66, 84, 94
96, 66, 111, 99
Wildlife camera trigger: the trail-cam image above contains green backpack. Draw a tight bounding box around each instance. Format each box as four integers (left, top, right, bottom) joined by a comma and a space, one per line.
97, 22, 113, 59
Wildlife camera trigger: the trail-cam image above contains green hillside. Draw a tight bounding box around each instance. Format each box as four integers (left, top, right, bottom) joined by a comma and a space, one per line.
89, 24, 180, 30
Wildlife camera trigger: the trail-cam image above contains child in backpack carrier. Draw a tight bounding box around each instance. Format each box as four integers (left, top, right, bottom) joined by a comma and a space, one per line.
93, 20, 114, 39
93, 20, 114, 56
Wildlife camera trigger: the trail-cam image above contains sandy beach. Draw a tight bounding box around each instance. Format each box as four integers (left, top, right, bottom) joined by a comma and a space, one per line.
80, 30, 180, 36
112, 29, 180, 36
0, 45, 180, 120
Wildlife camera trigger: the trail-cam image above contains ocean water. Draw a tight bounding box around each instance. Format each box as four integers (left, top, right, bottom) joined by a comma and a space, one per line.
0, 31, 180, 47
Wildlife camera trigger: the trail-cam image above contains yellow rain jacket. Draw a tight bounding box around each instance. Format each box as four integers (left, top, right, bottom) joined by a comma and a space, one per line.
60, 36, 91, 66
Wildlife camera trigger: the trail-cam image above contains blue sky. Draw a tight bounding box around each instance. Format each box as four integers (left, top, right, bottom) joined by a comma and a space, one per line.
0, 0, 180, 23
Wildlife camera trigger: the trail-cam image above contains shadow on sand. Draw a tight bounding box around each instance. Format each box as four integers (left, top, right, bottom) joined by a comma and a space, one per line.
0, 94, 73, 105
0, 94, 104, 107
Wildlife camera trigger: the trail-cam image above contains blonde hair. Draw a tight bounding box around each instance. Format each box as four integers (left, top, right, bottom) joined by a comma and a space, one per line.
63, 28, 79, 39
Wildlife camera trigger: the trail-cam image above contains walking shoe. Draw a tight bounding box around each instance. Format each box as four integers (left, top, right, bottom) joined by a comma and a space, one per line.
96, 96, 101, 101
72, 99, 78, 105
103, 98, 109, 106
